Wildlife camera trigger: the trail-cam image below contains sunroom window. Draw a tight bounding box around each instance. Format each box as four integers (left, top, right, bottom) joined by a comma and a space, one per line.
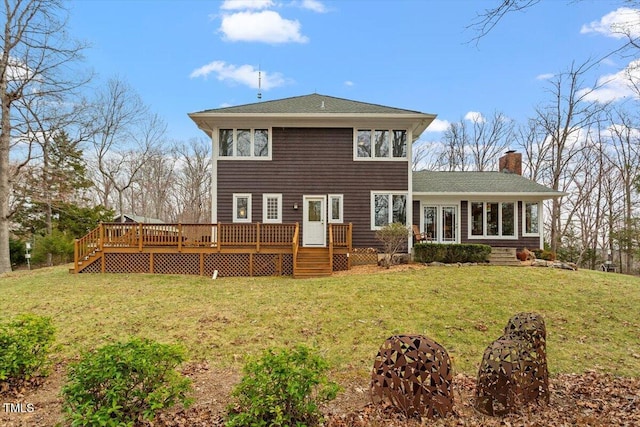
356, 129, 407, 159
470, 201, 516, 238
218, 129, 270, 158
372, 192, 406, 228
524, 202, 540, 235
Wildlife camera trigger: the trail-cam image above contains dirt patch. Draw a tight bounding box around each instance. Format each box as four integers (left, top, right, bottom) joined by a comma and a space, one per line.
2, 366, 638, 426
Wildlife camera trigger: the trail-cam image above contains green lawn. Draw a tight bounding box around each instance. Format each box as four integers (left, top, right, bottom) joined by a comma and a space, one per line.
1, 265, 639, 381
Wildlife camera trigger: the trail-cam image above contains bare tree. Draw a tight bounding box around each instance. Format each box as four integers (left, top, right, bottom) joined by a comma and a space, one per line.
436, 112, 512, 171
172, 138, 211, 223
0, 0, 89, 273
88, 78, 166, 220
532, 61, 606, 253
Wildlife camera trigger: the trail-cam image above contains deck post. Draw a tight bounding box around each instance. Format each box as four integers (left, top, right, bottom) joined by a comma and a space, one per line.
99, 223, 104, 251
217, 223, 222, 253
256, 223, 260, 253
348, 222, 353, 269
178, 223, 183, 252
138, 223, 143, 252
74, 239, 79, 273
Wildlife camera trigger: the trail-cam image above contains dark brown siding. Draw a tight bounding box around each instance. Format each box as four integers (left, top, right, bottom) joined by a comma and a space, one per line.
460, 201, 542, 250
217, 128, 408, 248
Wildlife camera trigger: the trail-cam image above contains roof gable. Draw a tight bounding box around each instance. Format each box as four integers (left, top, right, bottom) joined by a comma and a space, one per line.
193, 93, 427, 115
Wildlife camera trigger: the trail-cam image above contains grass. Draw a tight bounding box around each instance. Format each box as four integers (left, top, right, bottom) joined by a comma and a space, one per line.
1, 265, 639, 382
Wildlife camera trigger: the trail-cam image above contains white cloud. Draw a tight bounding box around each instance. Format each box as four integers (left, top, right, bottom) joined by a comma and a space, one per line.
300, 0, 327, 13
425, 118, 450, 132
344, 80, 354, 87
464, 111, 485, 123
189, 61, 287, 89
577, 59, 640, 103
219, 10, 308, 43
220, 0, 274, 11
580, 7, 640, 39
536, 73, 554, 80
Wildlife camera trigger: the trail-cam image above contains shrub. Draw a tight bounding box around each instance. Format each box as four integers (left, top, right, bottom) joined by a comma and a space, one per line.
227, 345, 340, 427
62, 338, 192, 427
533, 249, 556, 261
31, 230, 75, 265
0, 314, 55, 382
376, 223, 410, 268
414, 243, 491, 263
9, 238, 26, 267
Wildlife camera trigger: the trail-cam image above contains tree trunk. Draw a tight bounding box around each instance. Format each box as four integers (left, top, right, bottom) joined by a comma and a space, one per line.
0, 93, 13, 273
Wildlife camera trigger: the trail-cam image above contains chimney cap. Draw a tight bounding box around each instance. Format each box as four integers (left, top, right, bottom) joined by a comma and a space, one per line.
505, 149, 516, 154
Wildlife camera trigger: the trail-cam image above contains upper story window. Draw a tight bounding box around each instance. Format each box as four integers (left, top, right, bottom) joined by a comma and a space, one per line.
218, 129, 270, 159
355, 129, 407, 160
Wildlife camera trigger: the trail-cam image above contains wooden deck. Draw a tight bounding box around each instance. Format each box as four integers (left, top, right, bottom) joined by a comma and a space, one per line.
72, 222, 352, 278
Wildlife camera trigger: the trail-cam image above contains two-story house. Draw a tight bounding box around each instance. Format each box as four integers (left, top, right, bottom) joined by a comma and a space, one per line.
72, 93, 562, 277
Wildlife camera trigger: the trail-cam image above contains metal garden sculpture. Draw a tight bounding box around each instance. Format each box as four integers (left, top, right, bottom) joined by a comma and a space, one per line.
475, 312, 549, 416
371, 334, 453, 418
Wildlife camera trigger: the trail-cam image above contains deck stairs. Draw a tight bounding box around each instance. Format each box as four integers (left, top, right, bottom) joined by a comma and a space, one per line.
70, 249, 103, 273
488, 247, 521, 266
294, 247, 332, 278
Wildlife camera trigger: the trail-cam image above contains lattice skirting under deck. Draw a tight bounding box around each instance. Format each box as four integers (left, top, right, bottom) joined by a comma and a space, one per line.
81, 252, 294, 277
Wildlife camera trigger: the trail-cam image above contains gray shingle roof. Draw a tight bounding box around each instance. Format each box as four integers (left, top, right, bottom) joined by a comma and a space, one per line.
412, 171, 563, 196
193, 93, 429, 115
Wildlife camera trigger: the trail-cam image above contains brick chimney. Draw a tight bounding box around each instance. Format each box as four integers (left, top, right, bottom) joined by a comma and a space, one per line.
499, 150, 522, 175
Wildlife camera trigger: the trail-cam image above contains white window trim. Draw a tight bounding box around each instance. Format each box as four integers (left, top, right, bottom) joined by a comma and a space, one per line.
421, 203, 460, 244
522, 201, 542, 237
216, 128, 272, 160
233, 193, 252, 223
467, 201, 518, 240
370, 191, 408, 230
328, 194, 344, 224
353, 129, 408, 161
262, 194, 282, 224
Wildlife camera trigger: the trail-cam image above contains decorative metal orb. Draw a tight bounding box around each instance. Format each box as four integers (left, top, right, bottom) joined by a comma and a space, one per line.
371, 334, 453, 418
475, 312, 549, 416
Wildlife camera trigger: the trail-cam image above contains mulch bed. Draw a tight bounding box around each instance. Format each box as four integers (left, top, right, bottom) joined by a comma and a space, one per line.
4, 365, 637, 426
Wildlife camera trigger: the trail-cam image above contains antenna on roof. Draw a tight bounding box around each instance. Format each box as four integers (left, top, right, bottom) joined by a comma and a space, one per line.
257, 65, 262, 101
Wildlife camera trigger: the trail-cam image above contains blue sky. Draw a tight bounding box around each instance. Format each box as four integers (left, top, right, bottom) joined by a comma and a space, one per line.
68, 0, 639, 143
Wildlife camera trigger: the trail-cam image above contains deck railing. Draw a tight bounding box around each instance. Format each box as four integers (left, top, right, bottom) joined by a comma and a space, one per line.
91, 222, 299, 251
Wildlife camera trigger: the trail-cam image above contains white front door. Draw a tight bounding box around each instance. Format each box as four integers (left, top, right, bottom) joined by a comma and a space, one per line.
303, 196, 326, 247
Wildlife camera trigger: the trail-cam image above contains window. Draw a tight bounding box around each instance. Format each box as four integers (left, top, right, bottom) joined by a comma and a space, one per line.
524, 202, 540, 235
470, 201, 516, 238
372, 192, 407, 229
233, 194, 252, 223
328, 194, 343, 223
263, 194, 282, 223
423, 205, 458, 243
355, 129, 407, 159
218, 129, 270, 159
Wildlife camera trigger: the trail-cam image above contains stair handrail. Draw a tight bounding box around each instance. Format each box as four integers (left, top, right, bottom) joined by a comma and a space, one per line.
328, 223, 334, 272
292, 222, 299, 276
74, 224, 103, 273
